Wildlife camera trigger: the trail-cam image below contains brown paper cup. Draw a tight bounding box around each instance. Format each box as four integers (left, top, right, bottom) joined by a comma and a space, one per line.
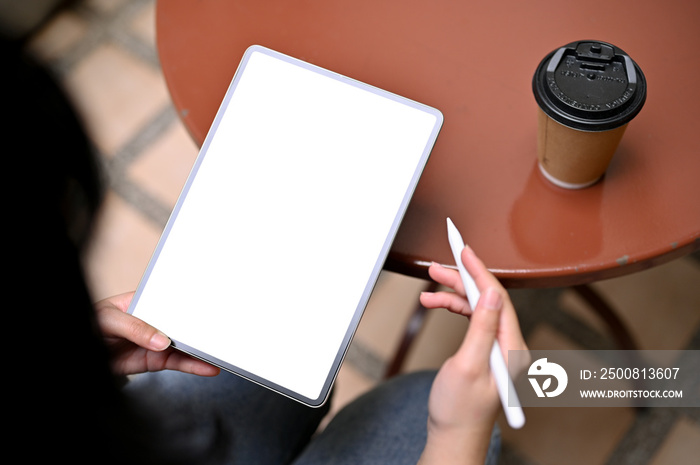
537, 108, 627, 189
532, 40, 646, 189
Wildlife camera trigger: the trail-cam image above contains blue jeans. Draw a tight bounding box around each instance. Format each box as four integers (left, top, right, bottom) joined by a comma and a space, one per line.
125, 369, 500, 464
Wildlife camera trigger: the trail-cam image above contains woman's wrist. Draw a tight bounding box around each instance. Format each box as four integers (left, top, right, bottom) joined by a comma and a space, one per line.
418, 425, 492, 465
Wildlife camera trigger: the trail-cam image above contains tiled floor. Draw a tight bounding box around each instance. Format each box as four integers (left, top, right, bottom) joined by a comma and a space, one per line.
22, 1, 700, 463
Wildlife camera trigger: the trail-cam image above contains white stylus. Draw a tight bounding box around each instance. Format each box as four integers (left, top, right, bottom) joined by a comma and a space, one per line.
446, 217, 525, 429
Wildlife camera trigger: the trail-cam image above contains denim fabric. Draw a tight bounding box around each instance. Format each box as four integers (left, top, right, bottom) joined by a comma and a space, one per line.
125, 370, 330, 464
293, 371, 500, 465
125, 369, 500, 465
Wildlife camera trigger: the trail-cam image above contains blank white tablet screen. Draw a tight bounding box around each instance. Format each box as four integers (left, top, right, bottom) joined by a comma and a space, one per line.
129, 46, 442, 405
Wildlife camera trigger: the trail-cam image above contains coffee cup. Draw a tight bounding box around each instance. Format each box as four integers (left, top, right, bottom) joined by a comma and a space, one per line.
532, 40, 647, 189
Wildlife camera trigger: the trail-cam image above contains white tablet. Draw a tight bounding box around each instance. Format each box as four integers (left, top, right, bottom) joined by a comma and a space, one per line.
128, 45, 443, 406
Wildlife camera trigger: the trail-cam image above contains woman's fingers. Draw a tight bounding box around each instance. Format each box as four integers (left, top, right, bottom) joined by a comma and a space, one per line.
453, 287, 503, 364
427, 261, 466, 295
420, 288, 471, 315
96, 303, 171, 351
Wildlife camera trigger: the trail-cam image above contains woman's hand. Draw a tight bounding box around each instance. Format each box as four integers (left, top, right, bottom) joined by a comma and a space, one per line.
418, 246, 528, 465
94, 292, 220, 378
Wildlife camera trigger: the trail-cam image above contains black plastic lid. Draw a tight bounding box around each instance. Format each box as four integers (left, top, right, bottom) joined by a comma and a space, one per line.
533, 40, 646, 131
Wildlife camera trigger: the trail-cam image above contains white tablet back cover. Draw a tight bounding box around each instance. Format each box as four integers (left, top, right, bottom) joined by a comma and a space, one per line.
128, 45, 442, 406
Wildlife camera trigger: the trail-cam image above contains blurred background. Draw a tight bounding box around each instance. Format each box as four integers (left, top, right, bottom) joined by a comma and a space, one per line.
7, 0, 700, 463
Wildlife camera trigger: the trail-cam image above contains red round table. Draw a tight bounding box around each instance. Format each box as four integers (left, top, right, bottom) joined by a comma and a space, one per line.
155, 0, 700, 289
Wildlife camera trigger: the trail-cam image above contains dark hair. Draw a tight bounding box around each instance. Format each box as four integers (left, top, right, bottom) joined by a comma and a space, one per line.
2, 38, 180, 464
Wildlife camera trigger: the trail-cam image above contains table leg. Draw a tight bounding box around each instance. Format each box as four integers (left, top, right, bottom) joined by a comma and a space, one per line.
572, 284, 639, 351
384, 281, 439, 378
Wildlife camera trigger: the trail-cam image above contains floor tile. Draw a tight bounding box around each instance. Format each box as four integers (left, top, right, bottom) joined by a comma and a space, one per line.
127, 121, 199, 209
82, 190, 162, 300
85, 0, 132, 15
62, 42, 169, 157
352, 271, 428, 363
127, 1, 155, 48
26, 10, 88, 62
649, 417, 700, 465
